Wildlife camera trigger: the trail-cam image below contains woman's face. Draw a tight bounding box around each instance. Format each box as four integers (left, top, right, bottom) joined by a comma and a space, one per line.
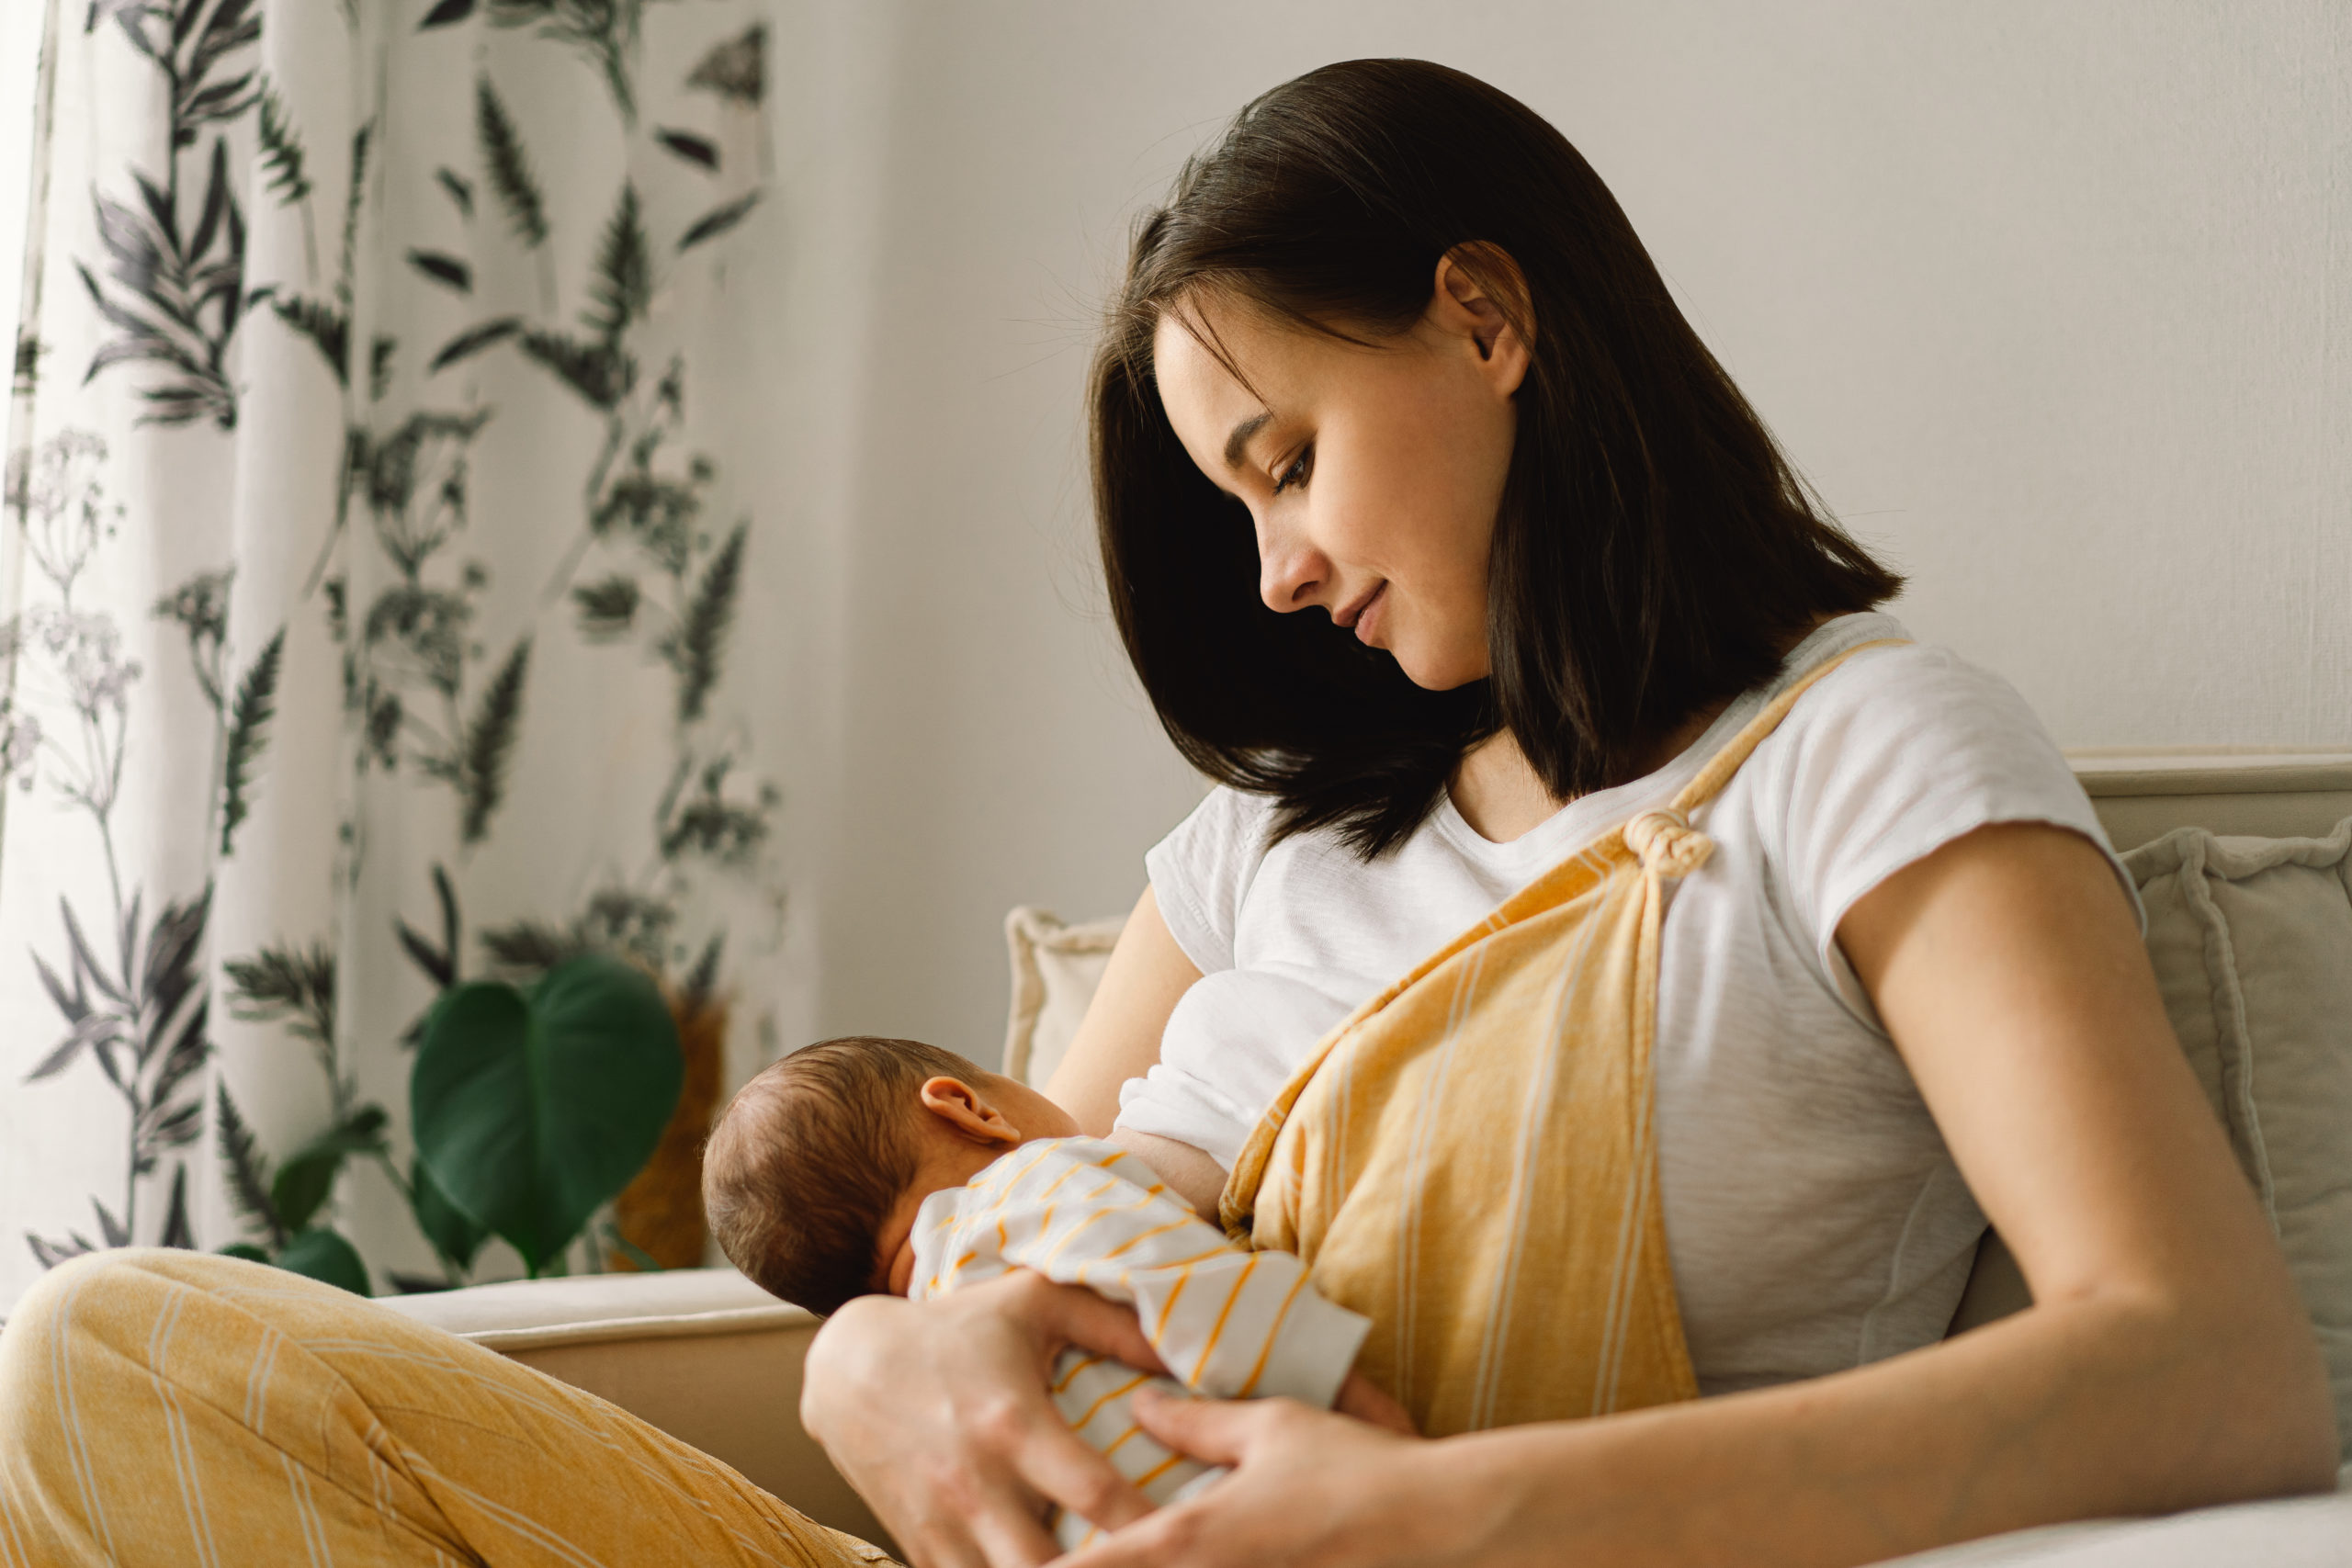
1151, 259, 1531, 691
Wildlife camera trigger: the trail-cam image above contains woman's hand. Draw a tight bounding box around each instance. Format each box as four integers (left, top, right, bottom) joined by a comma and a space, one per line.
799, 1270, 1165, 1567
1063, 1386, 1458, 1568
1333, 1370, 1416, 1435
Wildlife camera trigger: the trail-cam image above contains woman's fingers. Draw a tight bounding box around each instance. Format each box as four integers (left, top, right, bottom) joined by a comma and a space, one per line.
1063, 1395, 1434, 1568
956, 1495, 1065, 1568
1016, 1416, 1157, 1535
1127, 1384, 1261, 1468
1031, 1274, 1170, 1375
801, 1283, 1142, 1568
1333, 1371, 1416, 1434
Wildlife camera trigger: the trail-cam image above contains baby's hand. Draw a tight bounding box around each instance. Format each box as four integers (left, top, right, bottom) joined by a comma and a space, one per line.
1334, 1369, 1415, 1435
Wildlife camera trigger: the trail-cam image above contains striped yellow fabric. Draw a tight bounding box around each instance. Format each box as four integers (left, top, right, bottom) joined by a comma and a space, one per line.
0, 1249, 895, 1567
1223, 643, 1899, 1438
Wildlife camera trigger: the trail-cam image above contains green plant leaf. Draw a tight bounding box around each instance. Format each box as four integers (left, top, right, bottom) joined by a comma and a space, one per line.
412, 953, 681, 1273
219, 1241, 270, 1264
255, 77, 311, 205
429, 316, 519, 373
407, 249, 472, 294
214, 1081, 286, 1247
685, 24, 763, 107
269, 1104, 391, 1235
678, 191, 759, 254
219, 626, 285, 856
475, 76, 548, 249
582, 182, 649, 342
435, 167, 475, 219
654, 128, 717, 171
458, 638, 529, 843
411, 1155, 488, 1272
223, 939, 336, 1043
571, 574, 639, 640
277, 1226, 370, 1295
338, 123, 374, 308
159, 1164, 196, 1249
272, 293, 350, 387
672, 522, 744, 723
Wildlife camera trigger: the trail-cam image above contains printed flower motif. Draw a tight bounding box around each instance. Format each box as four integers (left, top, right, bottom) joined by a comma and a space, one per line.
5, 430, 120, 599
28, 607, 141, 716
0, 711, 40, 788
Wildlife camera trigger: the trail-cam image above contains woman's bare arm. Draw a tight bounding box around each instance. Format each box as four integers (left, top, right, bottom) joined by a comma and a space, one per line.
1043, 885, 1202, 1135
1067, 822, 2337, 1568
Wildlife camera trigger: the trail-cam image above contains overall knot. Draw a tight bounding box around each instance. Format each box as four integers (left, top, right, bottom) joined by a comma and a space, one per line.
1623, 808, 1713, 879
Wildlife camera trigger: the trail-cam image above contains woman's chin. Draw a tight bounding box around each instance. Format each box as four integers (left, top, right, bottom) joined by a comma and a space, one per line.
1392, 646, 1491, 692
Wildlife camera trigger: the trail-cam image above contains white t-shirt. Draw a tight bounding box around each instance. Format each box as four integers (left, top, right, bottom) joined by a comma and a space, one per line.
1115, 612, 2134, 1396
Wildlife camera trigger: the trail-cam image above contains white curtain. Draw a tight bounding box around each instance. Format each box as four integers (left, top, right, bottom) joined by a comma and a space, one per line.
1, 0, 782, 1309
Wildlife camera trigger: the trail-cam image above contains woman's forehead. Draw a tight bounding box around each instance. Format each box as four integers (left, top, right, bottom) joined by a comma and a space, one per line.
1151, 298, 1328, 446
1152, 311, 1275, 466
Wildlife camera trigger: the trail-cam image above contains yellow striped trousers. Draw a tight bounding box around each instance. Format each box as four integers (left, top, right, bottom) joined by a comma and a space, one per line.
0, 1250, 895, 1566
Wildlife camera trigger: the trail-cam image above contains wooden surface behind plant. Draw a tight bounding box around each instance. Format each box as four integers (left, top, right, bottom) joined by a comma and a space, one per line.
611, 993, 726, 1270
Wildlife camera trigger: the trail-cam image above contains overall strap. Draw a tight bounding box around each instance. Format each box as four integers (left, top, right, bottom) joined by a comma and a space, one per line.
1672, 638, 1907, 815
1623, 638, 1908, 876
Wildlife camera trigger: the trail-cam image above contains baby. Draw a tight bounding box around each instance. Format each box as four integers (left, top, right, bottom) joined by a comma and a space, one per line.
702, 1034, 1385, 1551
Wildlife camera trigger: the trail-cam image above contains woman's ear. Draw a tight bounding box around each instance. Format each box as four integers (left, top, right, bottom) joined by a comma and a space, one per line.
1430, 243, 1532, 396
917, 1077, 1023, 1146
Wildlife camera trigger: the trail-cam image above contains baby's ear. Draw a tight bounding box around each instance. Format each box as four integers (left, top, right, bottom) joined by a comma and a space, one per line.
917, 1076, 1020, 1145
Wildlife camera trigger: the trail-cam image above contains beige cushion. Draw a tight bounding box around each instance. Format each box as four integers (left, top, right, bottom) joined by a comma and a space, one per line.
2122, 820, 2352, 1461
1001, 906, 1125, 1086
379, 1269, 890, 1549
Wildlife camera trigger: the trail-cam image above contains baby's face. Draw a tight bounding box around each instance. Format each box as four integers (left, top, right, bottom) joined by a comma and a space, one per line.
867, 1073, 1080, 1297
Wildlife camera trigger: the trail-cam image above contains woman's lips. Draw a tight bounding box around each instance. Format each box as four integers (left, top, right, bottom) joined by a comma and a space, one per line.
1346, 582, 1388, 645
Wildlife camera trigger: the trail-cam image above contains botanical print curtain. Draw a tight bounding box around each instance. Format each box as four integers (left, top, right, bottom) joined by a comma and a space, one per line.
1, 0, 781, 1311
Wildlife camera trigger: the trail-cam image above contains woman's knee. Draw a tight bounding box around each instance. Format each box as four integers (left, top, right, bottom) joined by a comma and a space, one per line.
1, 1247, 287, 1371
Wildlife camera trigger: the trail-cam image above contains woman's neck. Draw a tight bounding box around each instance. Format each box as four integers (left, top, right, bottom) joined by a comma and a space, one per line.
1452, 615, 1839, 843
1449, 702, 1730, 845
1448, 729, 1561, 844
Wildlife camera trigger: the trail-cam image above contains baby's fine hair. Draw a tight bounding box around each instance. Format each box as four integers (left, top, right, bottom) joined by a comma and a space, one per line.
704, 1034, 988, 1316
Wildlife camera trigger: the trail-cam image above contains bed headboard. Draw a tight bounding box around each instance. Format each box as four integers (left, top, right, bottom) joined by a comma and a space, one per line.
2071, 750, 2352, 852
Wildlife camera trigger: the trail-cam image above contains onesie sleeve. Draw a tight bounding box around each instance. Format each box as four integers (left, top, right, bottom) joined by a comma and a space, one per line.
1143, 787, 1277, 976
920, 1138, 1368, 1406
1764, 643, 2142, 1029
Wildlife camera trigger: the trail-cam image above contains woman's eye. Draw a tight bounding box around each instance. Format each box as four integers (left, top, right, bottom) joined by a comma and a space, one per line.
1272, 445, 1314, 495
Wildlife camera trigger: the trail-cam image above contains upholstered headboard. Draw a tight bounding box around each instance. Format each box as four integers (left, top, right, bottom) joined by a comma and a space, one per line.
2073, 750, 2352, 851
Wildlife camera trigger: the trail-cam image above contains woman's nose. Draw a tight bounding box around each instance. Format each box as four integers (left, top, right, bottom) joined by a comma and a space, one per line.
1256, 510, 1329, 615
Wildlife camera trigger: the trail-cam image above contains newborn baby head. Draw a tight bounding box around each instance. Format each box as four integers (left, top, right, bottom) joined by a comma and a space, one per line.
703, 1035, 1079, 1315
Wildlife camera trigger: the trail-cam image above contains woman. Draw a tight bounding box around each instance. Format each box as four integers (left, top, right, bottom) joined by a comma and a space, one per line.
794, 57, 2334, 1567
0, 56, 2330, 1568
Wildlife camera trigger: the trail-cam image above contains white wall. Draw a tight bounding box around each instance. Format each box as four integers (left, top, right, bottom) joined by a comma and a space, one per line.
752, 0, 2351, 1065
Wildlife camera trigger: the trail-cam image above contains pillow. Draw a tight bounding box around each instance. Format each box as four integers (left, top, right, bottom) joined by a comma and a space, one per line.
1001, 907, 1126, 1088
2124, 819, 2352, 1461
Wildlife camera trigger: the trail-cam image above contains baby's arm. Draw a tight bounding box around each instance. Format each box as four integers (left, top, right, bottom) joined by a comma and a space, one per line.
925, 1138, 1367, 1407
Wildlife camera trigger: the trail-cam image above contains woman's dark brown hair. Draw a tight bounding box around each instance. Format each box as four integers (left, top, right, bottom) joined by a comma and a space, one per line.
1092, 58, 1901, 856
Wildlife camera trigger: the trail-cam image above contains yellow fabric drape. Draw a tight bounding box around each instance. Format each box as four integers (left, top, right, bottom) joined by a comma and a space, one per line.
0, 1249, 893, 1567
1223, 643, 1900, 1438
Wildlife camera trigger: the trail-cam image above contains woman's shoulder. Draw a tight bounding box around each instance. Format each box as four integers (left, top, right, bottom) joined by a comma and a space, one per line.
1779, 622, 2076, 783
1145, 784, 1284, 975
1746, 616, 2125, 955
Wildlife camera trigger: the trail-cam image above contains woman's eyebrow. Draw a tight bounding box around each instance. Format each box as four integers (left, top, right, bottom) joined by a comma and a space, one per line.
1223, 412, 1272, 470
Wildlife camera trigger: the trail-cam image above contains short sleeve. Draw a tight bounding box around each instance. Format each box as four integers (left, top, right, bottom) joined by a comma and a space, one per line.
1144, 787, 1277, 976
1762, 644, 2142, 1028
